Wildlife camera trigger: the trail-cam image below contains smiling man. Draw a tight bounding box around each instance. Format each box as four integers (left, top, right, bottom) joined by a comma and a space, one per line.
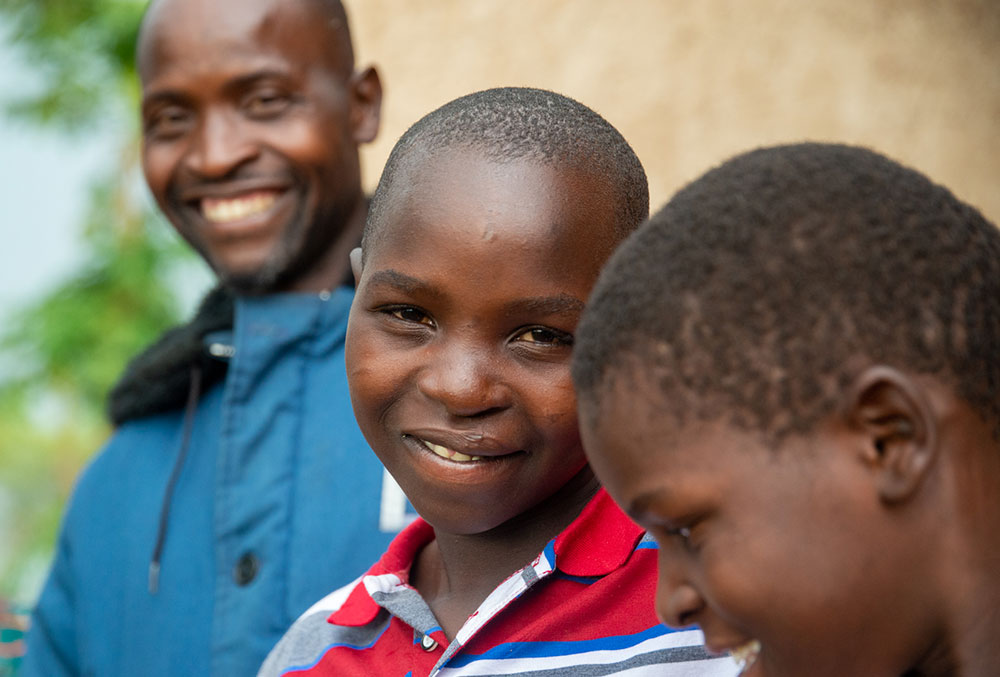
22, 1, 404, 675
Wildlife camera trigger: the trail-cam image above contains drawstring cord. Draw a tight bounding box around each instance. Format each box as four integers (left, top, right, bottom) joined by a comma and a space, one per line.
149, 364, 203, 594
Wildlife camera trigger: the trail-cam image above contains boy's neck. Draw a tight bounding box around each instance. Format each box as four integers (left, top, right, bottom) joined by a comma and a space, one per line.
928, 437, 1000, 677
411, 466, 600, 640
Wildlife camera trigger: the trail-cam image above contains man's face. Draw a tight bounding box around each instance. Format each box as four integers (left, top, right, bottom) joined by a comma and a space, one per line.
138, 0, 379, 292
346, 150, 618, 537
580, 369, 941, 677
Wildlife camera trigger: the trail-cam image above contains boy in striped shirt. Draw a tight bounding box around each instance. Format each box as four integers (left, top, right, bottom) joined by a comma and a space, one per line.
259, 87, 738, 677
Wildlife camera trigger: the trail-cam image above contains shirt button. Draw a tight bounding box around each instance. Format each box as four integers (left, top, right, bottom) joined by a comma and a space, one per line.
233, 552, 260, 586
420, 634, 438, 651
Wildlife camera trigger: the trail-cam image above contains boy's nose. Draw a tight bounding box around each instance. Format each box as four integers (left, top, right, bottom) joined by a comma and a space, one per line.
656, 554, 705, 629
184, 109, 259, 179
416, 343, 511, 418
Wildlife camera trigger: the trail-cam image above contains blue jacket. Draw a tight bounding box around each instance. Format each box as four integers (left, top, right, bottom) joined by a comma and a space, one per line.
23, 289, 406, 676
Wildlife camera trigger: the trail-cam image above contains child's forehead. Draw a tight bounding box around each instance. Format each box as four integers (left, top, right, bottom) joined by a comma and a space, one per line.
378, 147, 617, 240
363, 148, 621, 292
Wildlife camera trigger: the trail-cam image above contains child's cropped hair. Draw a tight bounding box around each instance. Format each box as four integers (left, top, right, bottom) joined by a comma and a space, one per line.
363, 86, 649, 259
573, 142, 1000, 441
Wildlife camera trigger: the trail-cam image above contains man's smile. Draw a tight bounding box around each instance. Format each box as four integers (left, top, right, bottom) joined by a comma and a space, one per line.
201, 190, 280, 224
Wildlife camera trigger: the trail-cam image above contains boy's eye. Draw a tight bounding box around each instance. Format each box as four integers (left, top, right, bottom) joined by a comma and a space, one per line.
664, 524, 700, 553
387, 306, 434, 326
512, 327, 573, 346
669, 526, 692, 542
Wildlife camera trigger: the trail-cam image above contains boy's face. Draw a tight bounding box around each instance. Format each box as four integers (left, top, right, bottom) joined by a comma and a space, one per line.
580, 369, 938, 677
138, 0, 377, 292
347, 150, 618, 536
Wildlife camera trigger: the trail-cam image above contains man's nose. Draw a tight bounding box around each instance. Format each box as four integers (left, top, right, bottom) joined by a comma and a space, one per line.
184, 109, 258, 178
416, 341, 511, 418
656, 552, 705, 629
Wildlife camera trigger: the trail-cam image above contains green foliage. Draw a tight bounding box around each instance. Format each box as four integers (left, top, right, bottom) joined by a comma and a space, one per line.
2, 0, 145, 131
0, 0, 191, 637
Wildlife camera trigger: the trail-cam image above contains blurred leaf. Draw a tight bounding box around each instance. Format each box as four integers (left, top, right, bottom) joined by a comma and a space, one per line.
0, 0, 192, 619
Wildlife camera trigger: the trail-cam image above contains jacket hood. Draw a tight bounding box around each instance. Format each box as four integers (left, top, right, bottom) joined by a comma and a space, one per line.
107, 285, 233, 426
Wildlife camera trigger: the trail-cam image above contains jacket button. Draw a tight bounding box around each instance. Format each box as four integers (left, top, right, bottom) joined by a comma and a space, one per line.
233, 552, 259, 586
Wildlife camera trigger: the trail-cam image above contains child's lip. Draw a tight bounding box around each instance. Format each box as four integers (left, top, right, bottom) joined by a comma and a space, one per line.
403, 427, 522, 458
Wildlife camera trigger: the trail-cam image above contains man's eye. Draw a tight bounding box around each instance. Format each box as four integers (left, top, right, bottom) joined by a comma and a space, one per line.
388, 307, 433, 326
244, 91, 291, 117
513, 327, 573, 346
145, 106, 192, 138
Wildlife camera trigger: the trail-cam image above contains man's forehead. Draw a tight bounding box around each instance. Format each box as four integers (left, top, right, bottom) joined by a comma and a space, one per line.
138, 0, 350, 79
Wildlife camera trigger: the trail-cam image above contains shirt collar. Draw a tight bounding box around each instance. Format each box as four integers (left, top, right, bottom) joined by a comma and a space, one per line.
327, 488, 643, 626
328, 518, 435, 627
551, 487, 645, 577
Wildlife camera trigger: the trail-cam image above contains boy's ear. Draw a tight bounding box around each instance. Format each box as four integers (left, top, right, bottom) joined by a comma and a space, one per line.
844, 366, 938, 504
349, 247, 363, 286
348, 66, 382, 144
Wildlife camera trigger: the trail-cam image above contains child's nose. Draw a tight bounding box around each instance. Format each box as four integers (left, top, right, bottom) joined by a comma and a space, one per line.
656, 555, 705, 629
416, 343, 511, 418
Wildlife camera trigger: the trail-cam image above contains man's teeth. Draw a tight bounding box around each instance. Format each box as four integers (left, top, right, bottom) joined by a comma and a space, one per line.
730, 639, 761, 673
421, 440, 483, 463
202, 192, 277, 223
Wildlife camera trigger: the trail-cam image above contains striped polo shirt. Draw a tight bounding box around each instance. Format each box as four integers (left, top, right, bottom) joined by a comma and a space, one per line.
258, 489, 738, 676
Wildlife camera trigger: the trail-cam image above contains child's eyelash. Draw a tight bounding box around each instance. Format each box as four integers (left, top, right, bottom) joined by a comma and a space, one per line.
513, 326, 574, 346
667, 526, 693, 541
378, 305, 434, 326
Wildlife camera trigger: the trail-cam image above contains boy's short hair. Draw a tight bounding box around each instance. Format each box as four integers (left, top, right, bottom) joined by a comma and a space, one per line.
573, 142, 1000, 441
363, 86, 649, 258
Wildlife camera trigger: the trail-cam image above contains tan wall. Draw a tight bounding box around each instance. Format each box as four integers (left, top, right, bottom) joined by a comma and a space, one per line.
346, 0, 1000, 222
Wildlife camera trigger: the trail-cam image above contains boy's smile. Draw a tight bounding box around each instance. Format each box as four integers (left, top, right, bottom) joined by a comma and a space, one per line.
581, 368, 946, 677
346, 149, 619, 538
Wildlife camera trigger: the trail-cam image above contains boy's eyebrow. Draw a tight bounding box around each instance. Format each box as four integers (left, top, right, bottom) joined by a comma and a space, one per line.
501, 294, 585, 317
364, 271, 585, 316
625, 488, 672, 521
364, 269, 431, 295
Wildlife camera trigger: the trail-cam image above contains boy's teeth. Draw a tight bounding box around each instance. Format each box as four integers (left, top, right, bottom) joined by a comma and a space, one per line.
421, 440, 482, 463
730, 639, 761, 674
202, 192, 277, 223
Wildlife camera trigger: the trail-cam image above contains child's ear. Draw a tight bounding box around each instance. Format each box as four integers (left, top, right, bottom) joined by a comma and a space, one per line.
349, 247, 364, 286
845, 366, 938, 504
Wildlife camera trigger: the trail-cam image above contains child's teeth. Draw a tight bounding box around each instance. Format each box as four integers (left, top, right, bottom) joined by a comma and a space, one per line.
730, 639, 761, 673
422, 440, 482, 463
426, 442, 449, 459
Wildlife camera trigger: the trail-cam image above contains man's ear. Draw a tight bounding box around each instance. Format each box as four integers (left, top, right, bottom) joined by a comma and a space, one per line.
845, 366, 938, 504
349, 247, 363, 286
349, 66, 382, 144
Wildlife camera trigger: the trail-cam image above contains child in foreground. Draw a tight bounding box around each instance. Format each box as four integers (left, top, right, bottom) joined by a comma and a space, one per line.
259, 88, 737, 676
571, 142, 1000, 677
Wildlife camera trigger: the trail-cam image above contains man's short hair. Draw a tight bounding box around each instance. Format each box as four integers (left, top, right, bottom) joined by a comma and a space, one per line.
573, 142, 1000, 441
363, 87, 648, 259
